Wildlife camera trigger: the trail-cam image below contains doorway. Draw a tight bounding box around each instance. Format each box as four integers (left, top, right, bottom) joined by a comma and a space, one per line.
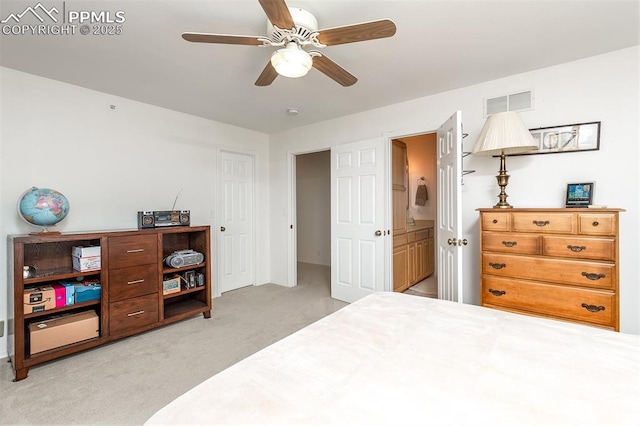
295, 151, 331, 290
391, 133, 438, 298
286, 112, 462, 303
288, 137, 436, 298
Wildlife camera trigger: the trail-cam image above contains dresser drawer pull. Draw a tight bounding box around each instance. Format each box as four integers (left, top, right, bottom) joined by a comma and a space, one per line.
492, 219, 498, 224
488, 289, 506, 296
127, 279, 145, 285
581, 272, 605, 280
581, 303, 605, 313
592, 221, 599, 226
567, 245, 587, 252
532, 220, 550, 227
126, 249, 144, 253
489, 262, 507, 270
127, 310, 145, 317
502, 241, 517, 247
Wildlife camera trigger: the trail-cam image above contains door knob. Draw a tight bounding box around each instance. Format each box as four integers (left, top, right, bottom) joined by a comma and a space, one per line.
448, 238, 468, 246
375, 230, 382, 236
220, 226, 226, 232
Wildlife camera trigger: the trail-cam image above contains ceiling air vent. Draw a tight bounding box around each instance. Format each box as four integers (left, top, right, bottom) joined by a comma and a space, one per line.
484, 90, 533, 116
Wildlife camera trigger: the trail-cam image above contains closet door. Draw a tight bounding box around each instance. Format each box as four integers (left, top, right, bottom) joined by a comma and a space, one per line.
219, 151, 255, 293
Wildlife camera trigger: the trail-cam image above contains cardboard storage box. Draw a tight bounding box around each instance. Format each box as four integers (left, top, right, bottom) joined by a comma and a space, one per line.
163, 277, 181, 295
72, 245, 101, 258
23, 286, 56, 313
72, 255, 101, 272
29, 310, 99, 355
74, 281, 101, 303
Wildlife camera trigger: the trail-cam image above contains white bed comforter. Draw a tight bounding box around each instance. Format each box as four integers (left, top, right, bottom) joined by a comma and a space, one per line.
146, 292, 640, 425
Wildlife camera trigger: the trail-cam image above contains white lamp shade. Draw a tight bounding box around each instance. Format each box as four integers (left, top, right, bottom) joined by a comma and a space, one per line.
271, 44, 313, 78
472, 111, 539, 156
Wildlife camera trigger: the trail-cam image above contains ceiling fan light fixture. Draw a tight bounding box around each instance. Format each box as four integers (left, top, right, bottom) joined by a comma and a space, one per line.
270, 43, 312, 78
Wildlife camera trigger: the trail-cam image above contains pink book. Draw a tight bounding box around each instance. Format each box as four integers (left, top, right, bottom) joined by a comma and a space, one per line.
51, 283, 67, 308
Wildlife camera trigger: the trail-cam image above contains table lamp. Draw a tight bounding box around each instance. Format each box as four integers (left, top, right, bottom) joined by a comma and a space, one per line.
472, 111, 538, 208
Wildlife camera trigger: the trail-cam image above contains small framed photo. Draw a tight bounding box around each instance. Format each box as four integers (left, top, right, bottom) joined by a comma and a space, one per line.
565, 182, 594, 208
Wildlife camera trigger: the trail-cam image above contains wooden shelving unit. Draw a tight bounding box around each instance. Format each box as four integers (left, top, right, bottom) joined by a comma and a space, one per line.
8, 226, 212, 381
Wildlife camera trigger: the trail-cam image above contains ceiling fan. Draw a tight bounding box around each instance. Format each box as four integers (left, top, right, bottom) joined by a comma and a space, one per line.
182, 0, 396, 87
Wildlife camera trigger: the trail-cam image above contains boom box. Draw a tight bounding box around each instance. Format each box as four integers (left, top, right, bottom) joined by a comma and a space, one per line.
138, 210, 190, 229
165, 250, 204, 268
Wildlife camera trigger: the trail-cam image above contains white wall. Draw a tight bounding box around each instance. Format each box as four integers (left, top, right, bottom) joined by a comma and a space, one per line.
0, 67, 270, 356
405, 134, 437, 221
296, 151, 331, 266
269, 46, 640, 334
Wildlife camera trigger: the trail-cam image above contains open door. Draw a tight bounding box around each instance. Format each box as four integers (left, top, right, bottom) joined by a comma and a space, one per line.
436, 111, 464, 302
331, 138, 386, 303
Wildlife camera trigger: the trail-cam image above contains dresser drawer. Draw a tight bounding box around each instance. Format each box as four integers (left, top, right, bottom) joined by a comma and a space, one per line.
578, 213, 617, 236
482, 253, 615, 290
511, 213, 575, 234
109, 264, 159, 302
481, 212, 510, 231
542, 236, 615, 261
482, 275, 614, 327
108, 234, 158, 268
109, 293, 159, 336
482, 232, 540, 255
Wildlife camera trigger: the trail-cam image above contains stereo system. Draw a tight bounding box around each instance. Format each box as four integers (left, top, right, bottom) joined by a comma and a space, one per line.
165, 249, 204, 268
138, 210, 190, 229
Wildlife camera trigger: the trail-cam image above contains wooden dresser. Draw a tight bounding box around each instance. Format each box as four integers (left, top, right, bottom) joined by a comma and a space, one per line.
478, 208, 623, 331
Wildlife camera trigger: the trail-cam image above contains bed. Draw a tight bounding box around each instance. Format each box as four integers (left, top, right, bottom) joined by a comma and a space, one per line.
145, 292, 640, 425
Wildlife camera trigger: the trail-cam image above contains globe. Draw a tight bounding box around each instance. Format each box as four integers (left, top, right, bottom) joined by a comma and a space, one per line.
18, 187, 70, 231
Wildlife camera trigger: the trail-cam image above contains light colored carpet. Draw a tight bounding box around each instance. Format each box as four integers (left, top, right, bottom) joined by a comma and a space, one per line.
0, 263, 347, 425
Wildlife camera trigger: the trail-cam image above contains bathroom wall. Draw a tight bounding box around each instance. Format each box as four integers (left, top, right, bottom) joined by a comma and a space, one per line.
405, 133, 437, 221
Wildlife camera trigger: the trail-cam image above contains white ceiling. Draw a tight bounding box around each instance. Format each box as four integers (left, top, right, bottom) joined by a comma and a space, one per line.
1, 0, 638, 134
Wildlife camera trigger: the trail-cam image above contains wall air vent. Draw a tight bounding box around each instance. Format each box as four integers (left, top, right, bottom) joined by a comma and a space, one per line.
484, 90, 534, 117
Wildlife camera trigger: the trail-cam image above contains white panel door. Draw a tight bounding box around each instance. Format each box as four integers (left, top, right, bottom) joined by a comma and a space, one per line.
331, 138, 386, 303
436, 111, 464, 302
219, 151, 254, 293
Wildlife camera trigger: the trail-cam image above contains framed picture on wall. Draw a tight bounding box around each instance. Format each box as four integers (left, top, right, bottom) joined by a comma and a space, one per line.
524, 121, 601, 155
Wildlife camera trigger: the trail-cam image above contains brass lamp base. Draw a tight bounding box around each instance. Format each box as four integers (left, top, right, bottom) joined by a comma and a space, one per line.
493, 152, 513, 209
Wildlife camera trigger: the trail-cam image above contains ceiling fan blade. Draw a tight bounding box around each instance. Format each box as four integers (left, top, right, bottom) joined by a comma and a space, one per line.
255, 61, 279, 86
258, 0, 295, 29
312, 54, 357, 87
316, 19, 397, 46
182, 32, 263, 46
